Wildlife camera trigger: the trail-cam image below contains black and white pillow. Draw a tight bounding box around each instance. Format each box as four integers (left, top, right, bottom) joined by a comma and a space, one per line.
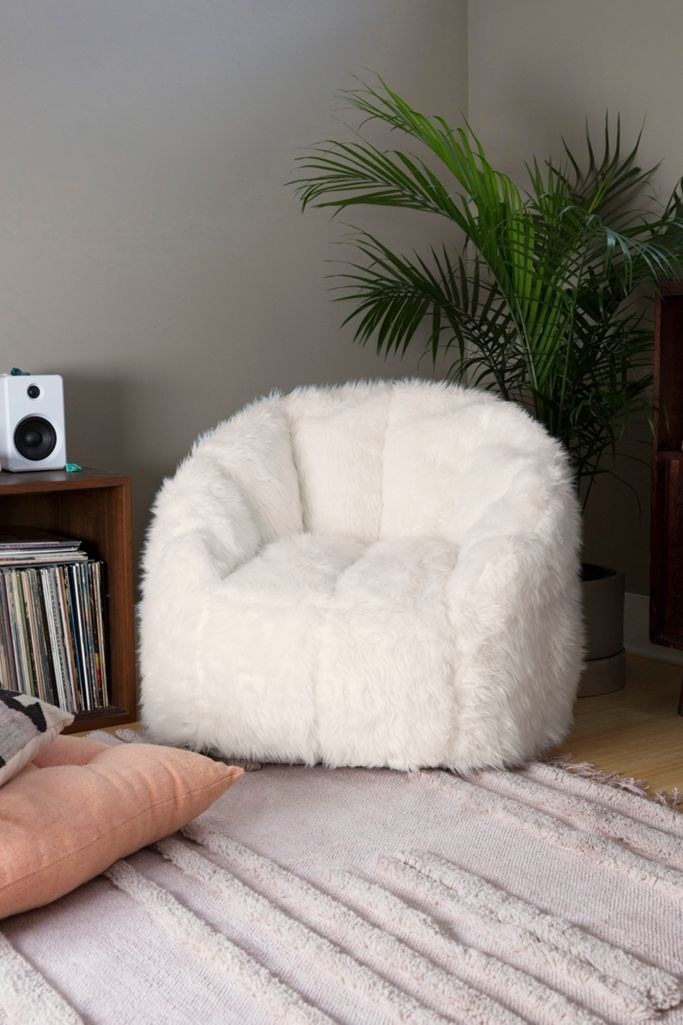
0, 690, 73, 787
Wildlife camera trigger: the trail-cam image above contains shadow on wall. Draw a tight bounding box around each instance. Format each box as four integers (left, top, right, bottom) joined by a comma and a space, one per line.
63, 375, 135, 474
63, 374, 157, 576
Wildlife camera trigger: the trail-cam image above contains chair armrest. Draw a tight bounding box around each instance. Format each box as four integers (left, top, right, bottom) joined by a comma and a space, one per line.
139, 456, 262, 746
448, 525, 583, 769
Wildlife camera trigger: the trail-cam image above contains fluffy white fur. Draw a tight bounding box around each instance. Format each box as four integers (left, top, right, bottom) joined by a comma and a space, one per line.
140, 379, 583, 770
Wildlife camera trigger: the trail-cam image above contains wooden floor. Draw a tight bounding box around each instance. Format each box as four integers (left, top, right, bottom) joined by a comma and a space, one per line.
554, 653, 683, 797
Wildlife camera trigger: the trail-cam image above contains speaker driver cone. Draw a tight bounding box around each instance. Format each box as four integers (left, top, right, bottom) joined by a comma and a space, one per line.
14, 416, 57, 461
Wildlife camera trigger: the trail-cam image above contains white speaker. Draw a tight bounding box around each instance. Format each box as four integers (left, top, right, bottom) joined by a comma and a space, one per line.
0, 374, 67, 472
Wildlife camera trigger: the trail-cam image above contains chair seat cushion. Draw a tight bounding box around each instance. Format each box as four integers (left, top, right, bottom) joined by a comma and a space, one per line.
196, 533, 460, 768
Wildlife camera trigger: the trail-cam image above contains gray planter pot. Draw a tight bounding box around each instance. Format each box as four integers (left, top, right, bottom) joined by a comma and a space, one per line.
578, 564, 626, 697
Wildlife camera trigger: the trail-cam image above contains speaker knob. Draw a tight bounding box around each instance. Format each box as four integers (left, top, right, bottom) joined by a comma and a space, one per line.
14, 416, 57, 461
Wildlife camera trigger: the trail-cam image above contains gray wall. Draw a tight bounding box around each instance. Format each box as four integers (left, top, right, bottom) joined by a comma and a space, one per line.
4, 1, 678, 593
468, 0, 683, 594
0, 1, 468, 558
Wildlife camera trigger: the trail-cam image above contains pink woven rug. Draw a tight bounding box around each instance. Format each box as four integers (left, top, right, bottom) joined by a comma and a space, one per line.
1, 757, 682, 1025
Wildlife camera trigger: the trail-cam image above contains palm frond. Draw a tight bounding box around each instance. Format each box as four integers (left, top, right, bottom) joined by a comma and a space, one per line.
293, 78, 683, 495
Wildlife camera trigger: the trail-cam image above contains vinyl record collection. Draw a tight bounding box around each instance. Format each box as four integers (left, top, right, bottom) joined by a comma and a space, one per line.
0, 528, 109, 713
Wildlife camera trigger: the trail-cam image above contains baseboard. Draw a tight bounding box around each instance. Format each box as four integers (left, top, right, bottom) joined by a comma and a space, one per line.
624, 592, 683, 665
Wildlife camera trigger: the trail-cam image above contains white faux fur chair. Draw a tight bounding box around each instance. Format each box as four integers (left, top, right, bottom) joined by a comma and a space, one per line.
140, 379, 582, 770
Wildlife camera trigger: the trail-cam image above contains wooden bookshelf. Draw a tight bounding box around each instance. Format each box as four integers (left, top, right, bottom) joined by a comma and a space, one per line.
0, 467, 137, 731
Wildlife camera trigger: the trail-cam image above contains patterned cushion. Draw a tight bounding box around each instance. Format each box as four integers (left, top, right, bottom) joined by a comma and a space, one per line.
0, 689, 73, 788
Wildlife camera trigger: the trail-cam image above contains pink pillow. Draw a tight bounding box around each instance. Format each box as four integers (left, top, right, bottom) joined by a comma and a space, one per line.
31, 733, 112, 767
0, 736, 242, 919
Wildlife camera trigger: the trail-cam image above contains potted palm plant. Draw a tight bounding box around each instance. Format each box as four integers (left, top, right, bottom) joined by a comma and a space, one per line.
292, 78, 683, 694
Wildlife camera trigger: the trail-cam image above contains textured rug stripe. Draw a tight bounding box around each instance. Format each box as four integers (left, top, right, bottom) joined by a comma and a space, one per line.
4, 758, 681, 1025
385, 851, 682, 1017
159, 836, 486, 1025
105, 861, 333, 1025
422, 771, 683, 900
378, 857, 669, 1024
180, 825, 535, 1025
0, 932, 84, 1025
336, 870, 608, 1025
526, 763, 683, 837
469, 769, 683, 869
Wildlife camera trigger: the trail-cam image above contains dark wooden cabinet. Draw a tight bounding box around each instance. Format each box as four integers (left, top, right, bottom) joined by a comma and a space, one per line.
650, 283, 683, 712
0, 468, 137, 731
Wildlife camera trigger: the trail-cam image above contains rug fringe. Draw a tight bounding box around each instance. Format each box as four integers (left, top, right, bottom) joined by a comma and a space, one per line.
654, 787, 683, 811
108, 730, 677, 801
114, 728, 143, 744
546, 753, 682, 810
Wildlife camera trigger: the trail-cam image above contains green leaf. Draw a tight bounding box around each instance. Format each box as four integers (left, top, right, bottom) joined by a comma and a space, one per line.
292, 78, 683, 495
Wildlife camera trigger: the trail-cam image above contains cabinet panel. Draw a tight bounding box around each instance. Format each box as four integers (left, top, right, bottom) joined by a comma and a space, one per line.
654, 293, 683, 450
650, 455, 683, 646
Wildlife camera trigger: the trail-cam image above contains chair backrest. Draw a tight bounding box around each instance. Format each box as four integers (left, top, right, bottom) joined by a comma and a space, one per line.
189, 379, 574, 550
